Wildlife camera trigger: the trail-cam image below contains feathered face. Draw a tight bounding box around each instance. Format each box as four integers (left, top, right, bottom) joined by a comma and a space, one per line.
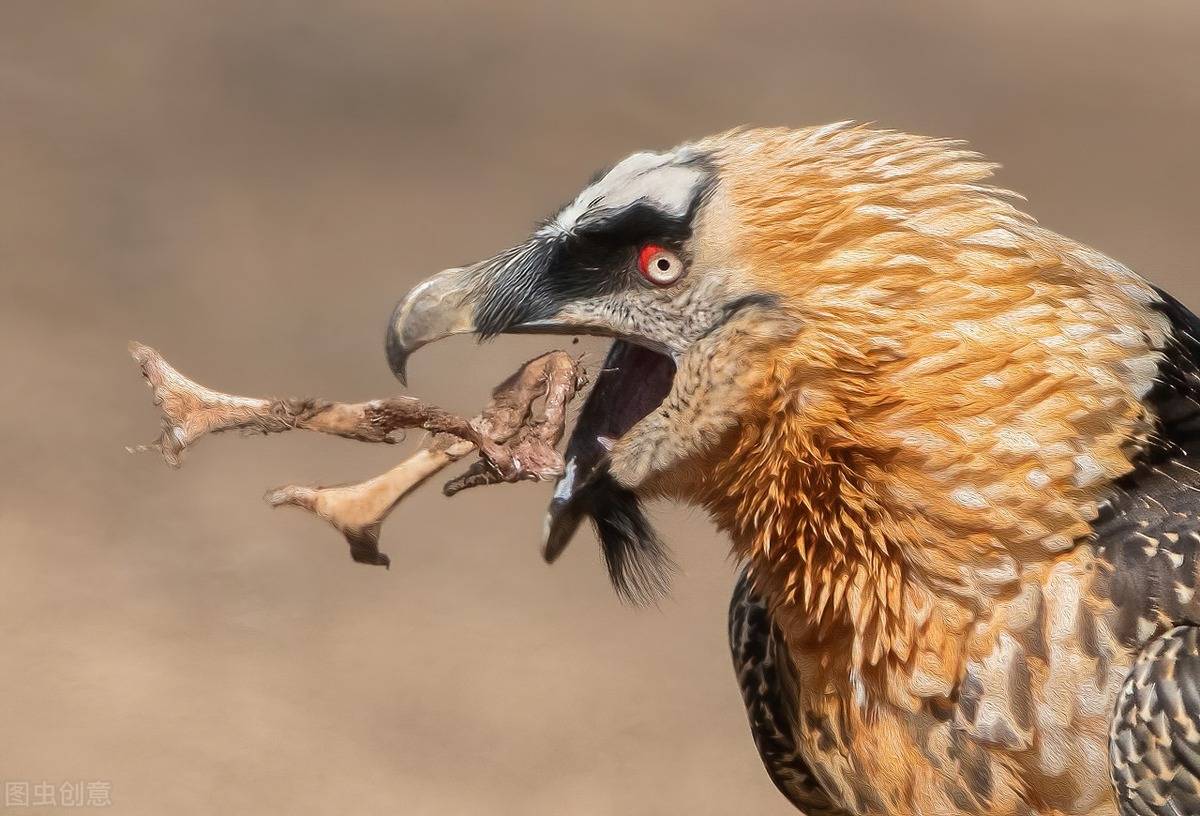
387, 124, 1167, 615
388, 133, 802, 600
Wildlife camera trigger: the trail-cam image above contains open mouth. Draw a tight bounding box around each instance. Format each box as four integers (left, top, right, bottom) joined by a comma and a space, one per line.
382, 262, 684, 598
542, 340, 676, 563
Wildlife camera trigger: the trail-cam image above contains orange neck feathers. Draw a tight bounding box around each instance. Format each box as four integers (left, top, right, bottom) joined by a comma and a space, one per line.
686, 124, 1170, 706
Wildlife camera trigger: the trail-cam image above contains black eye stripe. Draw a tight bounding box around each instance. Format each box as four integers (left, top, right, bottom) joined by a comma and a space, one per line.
472, 162, 716, 336
572, 201, 695, 247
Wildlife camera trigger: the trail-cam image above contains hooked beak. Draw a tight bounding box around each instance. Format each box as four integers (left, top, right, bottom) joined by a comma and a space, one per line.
387, 258, 621, 385
386, 266, 477, 386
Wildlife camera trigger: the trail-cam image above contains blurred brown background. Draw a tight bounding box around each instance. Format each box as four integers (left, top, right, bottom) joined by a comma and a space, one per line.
1, 2, 1198, 813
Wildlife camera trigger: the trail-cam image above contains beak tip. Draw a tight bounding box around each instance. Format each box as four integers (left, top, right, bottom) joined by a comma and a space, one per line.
542, 494, 585, 564
384, 267, 479, 387
384, 319, 410, 386
391, 354, 408, 386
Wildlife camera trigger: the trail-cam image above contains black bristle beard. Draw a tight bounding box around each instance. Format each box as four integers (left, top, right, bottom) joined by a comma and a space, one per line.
586, 472, 676, 606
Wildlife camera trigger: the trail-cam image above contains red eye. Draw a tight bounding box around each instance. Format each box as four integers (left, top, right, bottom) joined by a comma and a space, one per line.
637, 245, 685, 286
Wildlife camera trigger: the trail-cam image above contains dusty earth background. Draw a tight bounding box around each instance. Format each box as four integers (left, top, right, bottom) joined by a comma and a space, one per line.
2, 2, 1199, 814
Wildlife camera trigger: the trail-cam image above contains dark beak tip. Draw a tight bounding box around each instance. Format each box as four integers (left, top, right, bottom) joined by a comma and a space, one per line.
391, 357, 409, 387
384, 330, 409, 386
542, 495, 586, 564
384, 302, 411, 385
542, 529, 569, 564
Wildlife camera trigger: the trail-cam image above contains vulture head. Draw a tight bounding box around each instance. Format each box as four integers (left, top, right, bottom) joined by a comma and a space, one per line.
385, 123, 1166, 660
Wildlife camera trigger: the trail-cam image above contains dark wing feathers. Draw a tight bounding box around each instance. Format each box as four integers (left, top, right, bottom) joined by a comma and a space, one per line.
729, 568, 847, 816
1095, 290, 1200, 644
1094, 452, 1200, 645
1110, 626, 1200, 816
1148, 288, 1200, 449
1102, 290, 1200, 816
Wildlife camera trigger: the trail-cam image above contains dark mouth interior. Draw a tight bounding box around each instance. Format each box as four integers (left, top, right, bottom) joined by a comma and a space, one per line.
571, 341, 677, 461
542, 341, 676, 562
